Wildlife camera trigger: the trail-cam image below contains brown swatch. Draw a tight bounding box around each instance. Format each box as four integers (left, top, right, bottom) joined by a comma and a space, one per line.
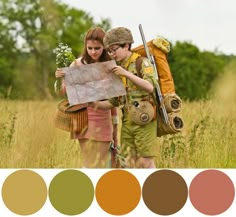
142, 169, 188, 215
95, 169, 141, 215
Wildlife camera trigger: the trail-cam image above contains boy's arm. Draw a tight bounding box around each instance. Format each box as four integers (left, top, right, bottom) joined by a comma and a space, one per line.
112, 66, 154, 93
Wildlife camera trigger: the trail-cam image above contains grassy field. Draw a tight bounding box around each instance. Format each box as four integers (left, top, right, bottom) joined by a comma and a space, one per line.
0, 72, 235, 168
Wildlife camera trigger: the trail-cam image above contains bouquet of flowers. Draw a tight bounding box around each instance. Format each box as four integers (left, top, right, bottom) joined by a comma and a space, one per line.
53, 43, 75, 93
53, 42, 75, 68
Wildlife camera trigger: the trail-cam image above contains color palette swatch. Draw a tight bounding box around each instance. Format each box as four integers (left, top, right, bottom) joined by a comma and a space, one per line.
0, 169, 235, 216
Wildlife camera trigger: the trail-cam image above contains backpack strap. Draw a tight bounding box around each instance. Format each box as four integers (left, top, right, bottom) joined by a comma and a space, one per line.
135, 56, 145, 78
135, 56, 157, 105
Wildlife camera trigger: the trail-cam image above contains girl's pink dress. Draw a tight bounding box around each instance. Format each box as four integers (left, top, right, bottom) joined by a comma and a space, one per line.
55, 58, 118, 142
71, 106, 117, 141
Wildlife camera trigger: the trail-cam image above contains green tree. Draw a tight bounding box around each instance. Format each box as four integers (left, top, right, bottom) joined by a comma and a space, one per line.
168, 42, 203, 100
0, 0, 111, 99
0, 17, 18, 97
200, 51, 225, 94
168, 41, 227, 100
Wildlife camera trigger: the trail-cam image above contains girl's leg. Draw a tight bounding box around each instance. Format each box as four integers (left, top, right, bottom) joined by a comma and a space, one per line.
79, 139, 111, 168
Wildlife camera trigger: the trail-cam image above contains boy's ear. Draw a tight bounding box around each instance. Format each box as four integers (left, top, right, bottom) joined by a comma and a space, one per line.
124, 43, 129, 50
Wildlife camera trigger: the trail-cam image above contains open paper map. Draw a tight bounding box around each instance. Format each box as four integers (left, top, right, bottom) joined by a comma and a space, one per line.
63, 60, 126, 105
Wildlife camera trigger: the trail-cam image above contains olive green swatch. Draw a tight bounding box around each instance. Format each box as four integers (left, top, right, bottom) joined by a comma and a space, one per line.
48, 169, 94, 215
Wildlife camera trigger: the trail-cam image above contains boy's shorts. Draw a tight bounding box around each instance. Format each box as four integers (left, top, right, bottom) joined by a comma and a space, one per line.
120, 118, 157, 158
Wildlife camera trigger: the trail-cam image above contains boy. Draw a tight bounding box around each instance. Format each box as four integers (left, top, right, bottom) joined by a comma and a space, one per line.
93, 27, 158, 168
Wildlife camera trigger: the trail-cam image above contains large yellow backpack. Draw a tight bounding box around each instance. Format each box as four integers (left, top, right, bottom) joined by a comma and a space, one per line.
133, 37, 175, 94
132, 37, 184, 137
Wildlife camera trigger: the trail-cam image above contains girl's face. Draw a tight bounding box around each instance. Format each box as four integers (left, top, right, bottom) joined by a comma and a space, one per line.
86, 40, 104, 61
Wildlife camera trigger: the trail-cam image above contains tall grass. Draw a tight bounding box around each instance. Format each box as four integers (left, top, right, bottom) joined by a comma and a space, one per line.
0, 70, 235, 168
158, 63, 236, 168
0, 100, 82, 168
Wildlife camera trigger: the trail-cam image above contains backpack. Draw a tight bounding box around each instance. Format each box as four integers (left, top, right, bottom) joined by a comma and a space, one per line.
133, 37, 175, 94
133, 37, 184, 137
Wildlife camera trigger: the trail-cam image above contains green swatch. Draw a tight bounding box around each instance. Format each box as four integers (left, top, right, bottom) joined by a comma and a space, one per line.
49, 169, 94, 215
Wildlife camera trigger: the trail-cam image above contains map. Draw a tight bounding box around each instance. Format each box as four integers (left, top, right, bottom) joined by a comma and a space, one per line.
63, 60, 126, 105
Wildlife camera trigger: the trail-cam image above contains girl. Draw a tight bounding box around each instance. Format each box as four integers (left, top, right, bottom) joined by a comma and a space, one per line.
55, 27, 119, 168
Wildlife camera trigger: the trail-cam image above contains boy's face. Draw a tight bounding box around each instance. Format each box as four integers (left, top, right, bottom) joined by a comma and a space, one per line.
107, 44, 128, 62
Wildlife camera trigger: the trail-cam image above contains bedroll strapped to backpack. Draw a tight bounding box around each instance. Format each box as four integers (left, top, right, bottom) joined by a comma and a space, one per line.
132, 37, 184, 137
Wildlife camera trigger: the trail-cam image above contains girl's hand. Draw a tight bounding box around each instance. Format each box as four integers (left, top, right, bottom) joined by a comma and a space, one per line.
55, 68, 65, 78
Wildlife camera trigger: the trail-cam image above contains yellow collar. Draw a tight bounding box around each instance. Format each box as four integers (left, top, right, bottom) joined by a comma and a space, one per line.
122, 52, 141, 69
121, 52, 141, 87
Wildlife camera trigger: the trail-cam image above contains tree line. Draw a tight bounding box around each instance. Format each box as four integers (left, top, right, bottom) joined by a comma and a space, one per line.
0, 0, 234, 101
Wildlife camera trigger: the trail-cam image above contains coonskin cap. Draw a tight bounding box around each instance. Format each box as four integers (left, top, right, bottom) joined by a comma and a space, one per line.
103, 27, 134, 48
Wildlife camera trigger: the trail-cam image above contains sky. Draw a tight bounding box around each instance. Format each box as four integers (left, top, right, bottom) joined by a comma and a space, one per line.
60, 0, 236, 55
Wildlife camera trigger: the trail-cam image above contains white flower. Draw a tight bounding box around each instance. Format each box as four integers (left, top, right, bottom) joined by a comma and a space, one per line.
53, 43, 75, 68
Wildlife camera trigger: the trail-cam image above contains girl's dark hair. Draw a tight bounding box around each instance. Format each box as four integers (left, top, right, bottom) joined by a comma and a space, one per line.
81, 27, 110, 64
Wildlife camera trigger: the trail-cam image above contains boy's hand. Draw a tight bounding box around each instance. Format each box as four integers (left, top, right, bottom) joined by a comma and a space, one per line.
112, 66, 128, 77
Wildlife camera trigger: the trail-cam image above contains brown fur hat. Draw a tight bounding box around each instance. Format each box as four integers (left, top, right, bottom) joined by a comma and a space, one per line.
103, 27, 134, 48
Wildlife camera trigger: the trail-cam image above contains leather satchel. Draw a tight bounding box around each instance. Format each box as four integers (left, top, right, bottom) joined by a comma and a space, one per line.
54, 99, 88, 134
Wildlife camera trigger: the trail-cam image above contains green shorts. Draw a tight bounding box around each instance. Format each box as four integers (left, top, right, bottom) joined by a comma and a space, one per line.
120, 117, 157, 158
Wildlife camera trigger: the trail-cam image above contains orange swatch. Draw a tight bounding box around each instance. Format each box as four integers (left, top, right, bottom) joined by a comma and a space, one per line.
95, 170, 141, 215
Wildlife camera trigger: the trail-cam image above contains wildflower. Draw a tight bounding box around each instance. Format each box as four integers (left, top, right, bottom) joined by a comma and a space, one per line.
53, 43, 75, 92
53, 43, 75, 68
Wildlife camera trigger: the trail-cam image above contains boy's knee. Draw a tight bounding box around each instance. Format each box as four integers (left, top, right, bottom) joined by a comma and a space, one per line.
136, 157, 156, 168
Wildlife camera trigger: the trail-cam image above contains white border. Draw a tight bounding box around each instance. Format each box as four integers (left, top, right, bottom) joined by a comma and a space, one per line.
0, 169, 235, 216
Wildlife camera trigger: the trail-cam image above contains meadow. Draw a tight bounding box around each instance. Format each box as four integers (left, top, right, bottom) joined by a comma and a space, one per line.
0, 72, 235, 168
